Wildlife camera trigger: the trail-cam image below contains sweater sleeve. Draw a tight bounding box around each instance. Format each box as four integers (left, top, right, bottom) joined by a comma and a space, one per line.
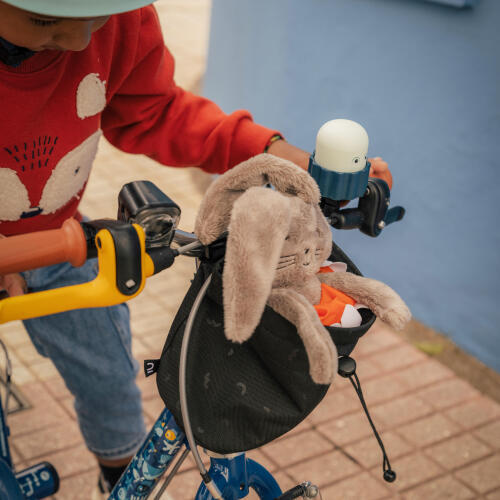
101, 7, 279, 174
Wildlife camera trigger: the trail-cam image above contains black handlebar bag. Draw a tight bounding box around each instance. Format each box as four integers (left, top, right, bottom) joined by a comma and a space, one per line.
156, 241, 375, 454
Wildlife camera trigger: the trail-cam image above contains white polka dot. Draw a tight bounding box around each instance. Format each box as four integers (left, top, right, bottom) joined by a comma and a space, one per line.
76, 73, 106, 119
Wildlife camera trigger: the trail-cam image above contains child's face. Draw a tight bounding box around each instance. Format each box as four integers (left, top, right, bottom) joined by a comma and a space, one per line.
0, 1, 110, 52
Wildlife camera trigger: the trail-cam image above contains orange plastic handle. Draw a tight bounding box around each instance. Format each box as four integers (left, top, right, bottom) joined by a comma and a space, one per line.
0, 218, 87, 275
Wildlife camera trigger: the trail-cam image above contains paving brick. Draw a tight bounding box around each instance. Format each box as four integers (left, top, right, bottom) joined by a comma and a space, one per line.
9, 398, 70, 438
52, 468, 98, 500
11, 364, 36, 385
165, 467, 206, 499
416, 378, 480, 410
379, 452, 444, 491
353, 325, 402, 358
28, 443, 96, 478
271, 471, 296, 494
345, 431, 413, 469
143, 396, 168, 422
355, 357, 385, 380
132, 337, 153, 358
286, 449, 361, 487
360, 373, 408, 406
308, 386, 361, 425
141, 331, 170, 354
446, 398, 500, 430
263, 430, 333, 467
30, 358, 60, 381
366, 344, 427, 372
9, 442, 23, 466
402, 474, 475, 499
397, 413, 461, 447
246, 448, 279, 473
486, 489, 500, 500
43, 376, 72, 401
14, 342, 45, 364
318, 411, 382, 446
137, 374, 162, 401
14, 420, 82, 460
425, 433, 492, 470
59, 397, 77, 420
0, 321, 30, 348
370, 394, 433, 428
455, 453, 500, 494
395, 358, 455, 391
474, 420, 500, 450
320, 471, 390, 500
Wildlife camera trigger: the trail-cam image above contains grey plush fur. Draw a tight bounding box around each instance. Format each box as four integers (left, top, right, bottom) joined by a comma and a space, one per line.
195, 154, 411, 385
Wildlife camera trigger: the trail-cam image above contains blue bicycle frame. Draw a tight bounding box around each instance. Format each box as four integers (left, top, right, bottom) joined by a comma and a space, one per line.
0, 389, 59, 500
0, 399, 282, 500
108, 407, 282, 500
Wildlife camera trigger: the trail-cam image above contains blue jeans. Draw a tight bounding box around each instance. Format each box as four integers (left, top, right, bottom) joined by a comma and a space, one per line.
21, 258, 147, 460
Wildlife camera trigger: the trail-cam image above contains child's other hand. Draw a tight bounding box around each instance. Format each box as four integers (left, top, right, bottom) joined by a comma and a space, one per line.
368, 157, 393, 190
0, 273, 27, 297
0, 234, 27, 297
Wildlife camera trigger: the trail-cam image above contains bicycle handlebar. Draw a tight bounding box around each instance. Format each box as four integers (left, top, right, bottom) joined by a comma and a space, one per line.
0, 218, 87, 275
0, 219, 182, 324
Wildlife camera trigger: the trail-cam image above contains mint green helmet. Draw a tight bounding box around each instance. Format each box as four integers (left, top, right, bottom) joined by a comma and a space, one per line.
2, 0, 155, 17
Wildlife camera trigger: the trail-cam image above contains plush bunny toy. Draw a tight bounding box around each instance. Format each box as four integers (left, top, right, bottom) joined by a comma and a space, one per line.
195, 154, 411, 385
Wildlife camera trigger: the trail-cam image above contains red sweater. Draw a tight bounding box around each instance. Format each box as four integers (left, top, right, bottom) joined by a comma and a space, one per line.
0, 6, 278, 236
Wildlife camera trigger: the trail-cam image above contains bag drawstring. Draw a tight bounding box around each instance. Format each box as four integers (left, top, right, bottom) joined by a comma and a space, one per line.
338, 356, 397, 483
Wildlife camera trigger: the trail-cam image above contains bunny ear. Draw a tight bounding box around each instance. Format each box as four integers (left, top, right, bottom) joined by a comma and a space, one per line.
223, 186, 291, 343
195, 153, 320, 244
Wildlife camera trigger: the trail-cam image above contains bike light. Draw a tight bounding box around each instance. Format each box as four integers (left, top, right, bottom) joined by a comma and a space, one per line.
308, 119, 370, 201
118, 181, 181, 247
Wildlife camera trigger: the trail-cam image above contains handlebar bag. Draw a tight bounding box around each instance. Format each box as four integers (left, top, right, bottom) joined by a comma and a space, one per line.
155, 240, 375, 454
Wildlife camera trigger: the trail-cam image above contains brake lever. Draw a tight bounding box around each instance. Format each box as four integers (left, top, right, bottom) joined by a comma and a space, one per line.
322, 178, 405, 237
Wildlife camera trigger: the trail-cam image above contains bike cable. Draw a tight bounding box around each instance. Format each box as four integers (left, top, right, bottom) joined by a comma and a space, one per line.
179, 273, 223, 499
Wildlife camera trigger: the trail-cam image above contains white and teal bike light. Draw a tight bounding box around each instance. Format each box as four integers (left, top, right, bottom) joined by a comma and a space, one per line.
308, 119, 370, 201
311, 119, 405, 237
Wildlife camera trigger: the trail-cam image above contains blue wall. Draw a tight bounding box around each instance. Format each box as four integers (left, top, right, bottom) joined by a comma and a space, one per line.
204, 0, 500, 371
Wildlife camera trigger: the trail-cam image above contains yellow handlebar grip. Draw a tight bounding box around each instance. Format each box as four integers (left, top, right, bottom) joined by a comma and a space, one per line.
0, 224, 155, 324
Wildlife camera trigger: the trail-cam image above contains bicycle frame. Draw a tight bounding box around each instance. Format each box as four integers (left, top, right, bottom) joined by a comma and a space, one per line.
0, 389, 59, 499
107, 407, 282, 500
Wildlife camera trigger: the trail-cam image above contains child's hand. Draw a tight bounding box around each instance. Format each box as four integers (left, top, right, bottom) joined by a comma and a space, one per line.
0, 234, 27, 297
0, 273, 27, 297
368, 157, 393, 190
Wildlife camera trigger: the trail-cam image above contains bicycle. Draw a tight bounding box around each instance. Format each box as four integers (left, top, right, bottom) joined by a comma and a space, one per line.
0, 135, 405, 499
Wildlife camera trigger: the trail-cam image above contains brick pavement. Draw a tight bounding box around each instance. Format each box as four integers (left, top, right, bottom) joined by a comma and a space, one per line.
1, 1, 500, 499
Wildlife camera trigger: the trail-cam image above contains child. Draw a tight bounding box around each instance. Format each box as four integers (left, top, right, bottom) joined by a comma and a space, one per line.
0, 0, 391, 497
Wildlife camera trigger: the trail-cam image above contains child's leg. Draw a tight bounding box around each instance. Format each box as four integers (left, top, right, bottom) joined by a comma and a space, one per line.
21, 258, 147, 464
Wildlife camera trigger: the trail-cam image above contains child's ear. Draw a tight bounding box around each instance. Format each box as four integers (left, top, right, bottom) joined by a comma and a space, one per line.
223, 187, 291, 343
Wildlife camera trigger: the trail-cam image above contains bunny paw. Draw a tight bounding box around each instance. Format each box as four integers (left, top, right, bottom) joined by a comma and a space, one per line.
309, 350, 337, 385
379, 304, 412, 331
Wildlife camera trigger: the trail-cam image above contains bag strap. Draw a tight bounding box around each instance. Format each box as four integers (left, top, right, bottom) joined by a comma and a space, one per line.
338, 356, 397, 483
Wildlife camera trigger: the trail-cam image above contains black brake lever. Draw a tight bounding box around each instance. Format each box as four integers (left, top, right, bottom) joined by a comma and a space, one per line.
321, 178, 405, 237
